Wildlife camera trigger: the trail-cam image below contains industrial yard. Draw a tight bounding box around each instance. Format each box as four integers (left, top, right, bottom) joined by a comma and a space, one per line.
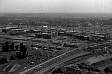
0, 14, 112, 74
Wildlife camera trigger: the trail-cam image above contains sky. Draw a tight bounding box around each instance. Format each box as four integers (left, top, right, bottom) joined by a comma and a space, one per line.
0, 0, 112, 13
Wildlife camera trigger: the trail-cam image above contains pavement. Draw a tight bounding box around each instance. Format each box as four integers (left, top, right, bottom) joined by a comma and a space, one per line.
10, 40, 112, 74
17, 48, 90, 74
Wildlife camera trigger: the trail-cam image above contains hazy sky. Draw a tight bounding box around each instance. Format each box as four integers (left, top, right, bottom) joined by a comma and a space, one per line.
0, 0, 112, 13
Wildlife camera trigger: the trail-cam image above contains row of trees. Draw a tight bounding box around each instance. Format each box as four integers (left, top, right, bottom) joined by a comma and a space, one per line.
2, 42, 28, 59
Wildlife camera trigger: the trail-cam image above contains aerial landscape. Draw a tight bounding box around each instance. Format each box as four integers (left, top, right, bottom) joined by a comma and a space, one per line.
0, 0, 112, 74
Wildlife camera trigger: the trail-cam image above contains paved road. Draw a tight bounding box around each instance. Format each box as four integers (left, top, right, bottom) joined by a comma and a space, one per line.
12, 40, 112, 74
18, 48, 90, 74
45, 52, 93, 74
34, 51, 91, 74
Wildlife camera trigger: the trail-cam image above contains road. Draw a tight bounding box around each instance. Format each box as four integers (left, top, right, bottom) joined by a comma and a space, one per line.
11, 40, 112, 74
18, 48, 90, 74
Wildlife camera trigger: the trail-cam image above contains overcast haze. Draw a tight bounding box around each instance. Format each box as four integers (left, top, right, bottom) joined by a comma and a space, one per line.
0, 0, 112, 13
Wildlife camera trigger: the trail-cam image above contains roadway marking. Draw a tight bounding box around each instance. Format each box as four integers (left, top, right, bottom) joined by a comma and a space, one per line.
19, 49, 90, 74
18, 41, 112, 74
19, 48, 79, 74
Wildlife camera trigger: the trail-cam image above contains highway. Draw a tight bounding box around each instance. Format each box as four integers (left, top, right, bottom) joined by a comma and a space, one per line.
46, 52, 94, 74
12, 40, 112, 74
34, 51, 91, 74
18, 48, 90, 74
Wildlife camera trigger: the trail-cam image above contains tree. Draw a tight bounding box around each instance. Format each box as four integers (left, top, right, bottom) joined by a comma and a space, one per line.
2, 41, 10, 52
0, 57, 8, 64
